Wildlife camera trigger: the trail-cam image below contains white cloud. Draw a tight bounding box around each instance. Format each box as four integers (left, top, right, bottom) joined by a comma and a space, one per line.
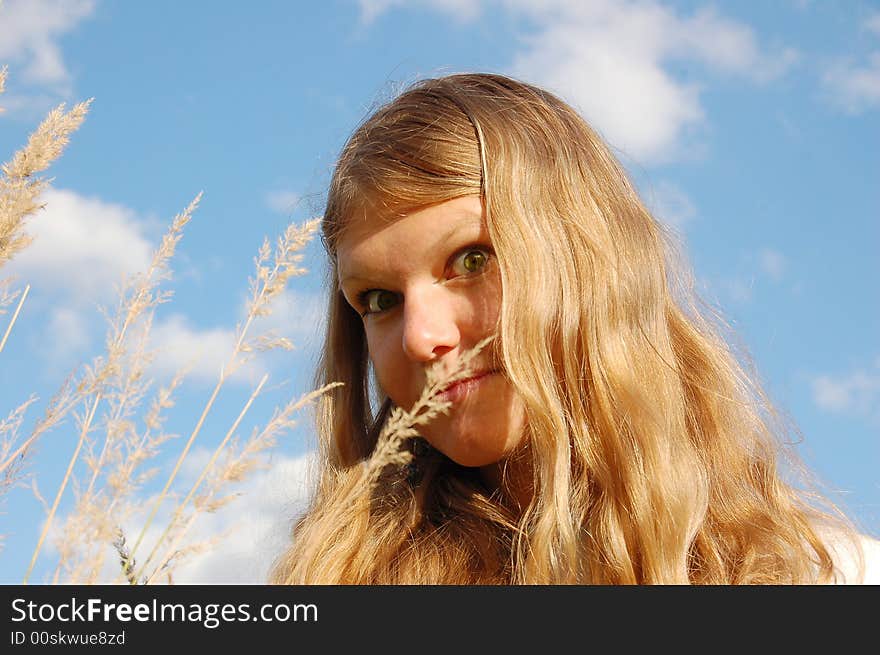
146, 287, 326, 387
5, 186, 327, 385
169, 451, 317, 584
98, 451, 317, 584
45, 450, 319, 584
822, 53, 880, 114
6, 187, 154, 302
758, 248, 786, 281
0, 0, 96, 89
508, 0, 797, 162
252, 288, 327, 351
812, 377, 852, 412
359, 0, 404, 23
2, 189, 140, 367
673, 7, 799, 82
46, 305, 90, 357
2, 188, 198, 379
359, 0, 797, 163
358, 0, 481, 25
643, 180, 697, 230
714, 248, 787, 305
0, 91, 62, 119
512, 20, 704, 163
866, 13, 880, 38
264, 190, 301, 215
722, 276, 754, 304
811, 360, 880, 420
819, 13, 880, 114
147, 313, 259, 385
3, 188, 305, 387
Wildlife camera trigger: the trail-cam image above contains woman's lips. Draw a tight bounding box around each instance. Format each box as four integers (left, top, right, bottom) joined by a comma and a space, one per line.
437, 370, 498, 403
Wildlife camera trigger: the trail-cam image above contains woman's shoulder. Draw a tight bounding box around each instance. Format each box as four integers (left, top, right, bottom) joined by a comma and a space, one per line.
862, 534, 880, 583
824, 529, 880, 584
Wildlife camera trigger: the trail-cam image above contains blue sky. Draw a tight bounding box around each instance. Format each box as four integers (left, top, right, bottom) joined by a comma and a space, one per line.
0, 0, 877, 583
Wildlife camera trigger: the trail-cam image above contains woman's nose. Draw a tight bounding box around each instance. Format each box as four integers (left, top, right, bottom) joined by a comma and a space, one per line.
402, 287, 461, 362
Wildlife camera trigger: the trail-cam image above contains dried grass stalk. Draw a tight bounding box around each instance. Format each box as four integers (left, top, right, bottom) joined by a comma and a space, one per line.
142, 381, 341, 583
112, 528, 139, 585
1, 97, 92, 268
0, 395, 38, 501
1, 374, 85, 505
0, 282, 28, 355
365, 334, 495, 484
296, 335, 496, 544
22, 194, 200, 584
128, 217, 323, 582
0, 73, 91, 521
1, 79, 340, 583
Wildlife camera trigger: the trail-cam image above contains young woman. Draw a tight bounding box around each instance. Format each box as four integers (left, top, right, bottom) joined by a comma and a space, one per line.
271, 72, 877, 584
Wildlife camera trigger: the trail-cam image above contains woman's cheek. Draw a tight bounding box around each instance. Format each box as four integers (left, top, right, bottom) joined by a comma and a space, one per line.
366, 327, 410, 406
474, 271, 503, 331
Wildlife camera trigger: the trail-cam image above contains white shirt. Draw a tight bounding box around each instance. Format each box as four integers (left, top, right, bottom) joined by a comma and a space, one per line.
827, 531, 880, 584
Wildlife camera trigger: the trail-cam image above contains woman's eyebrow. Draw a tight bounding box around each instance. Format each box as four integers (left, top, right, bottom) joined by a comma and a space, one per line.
435, 215, 484, 245
337, 216, 485, 289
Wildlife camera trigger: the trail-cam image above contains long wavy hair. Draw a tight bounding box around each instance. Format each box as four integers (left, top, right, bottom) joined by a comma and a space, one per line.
271, 72, 858, 584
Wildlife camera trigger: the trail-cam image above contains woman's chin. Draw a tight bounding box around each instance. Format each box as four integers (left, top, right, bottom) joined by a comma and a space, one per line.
420, 426, 515, 468
417, 390, 527, 468
440, 447, 505, 469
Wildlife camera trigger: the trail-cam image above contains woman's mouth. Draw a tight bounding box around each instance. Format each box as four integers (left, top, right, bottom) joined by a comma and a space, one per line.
437, 370, 498, 403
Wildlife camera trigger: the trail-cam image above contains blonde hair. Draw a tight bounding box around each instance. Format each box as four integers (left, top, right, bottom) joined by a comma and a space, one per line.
271, 72, 856, 584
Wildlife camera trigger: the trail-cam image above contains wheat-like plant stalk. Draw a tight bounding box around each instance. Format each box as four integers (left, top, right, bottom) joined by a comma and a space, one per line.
0, 395, 38, 500
2, 61, 340, 584
55, 313, 164, 583
0, 282, 27, 355
0, 71, 91, 518
0, 374, 86, 494
125, 217, 321, 580
292, 334, 496, 551
1, 98, 92, 268
365, 334, 495, 484
112, 528, 139, 585
83, 312, 156, 499
142, 381, 342, 583
0, 279, 17, 315
105, 367, 187, 511
134, 373, 269, 581
22, 194, 200, 584
49, 365, 185, 585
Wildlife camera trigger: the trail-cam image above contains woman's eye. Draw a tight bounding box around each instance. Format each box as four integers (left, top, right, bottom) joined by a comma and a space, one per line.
452, 248, 490, 276
357, 289, 400, 316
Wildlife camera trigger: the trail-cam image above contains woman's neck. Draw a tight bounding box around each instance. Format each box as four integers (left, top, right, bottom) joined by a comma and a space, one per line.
479, 443, 534, 515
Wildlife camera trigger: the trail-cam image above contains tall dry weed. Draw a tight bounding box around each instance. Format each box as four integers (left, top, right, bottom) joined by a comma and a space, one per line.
1, 59, 481, 584
14, 194, 335, 584
1, 59, 343, 582
365, 335, 494, 484
28, 195, 201, 584
0, 68, 91, 537
0, 99, 92, 268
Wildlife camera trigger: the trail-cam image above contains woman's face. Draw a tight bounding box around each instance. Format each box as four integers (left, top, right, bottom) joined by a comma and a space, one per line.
336, 195, 526, 469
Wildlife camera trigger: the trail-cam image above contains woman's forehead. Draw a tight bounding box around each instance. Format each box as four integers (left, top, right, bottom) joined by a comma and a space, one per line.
335, 195, 485, 281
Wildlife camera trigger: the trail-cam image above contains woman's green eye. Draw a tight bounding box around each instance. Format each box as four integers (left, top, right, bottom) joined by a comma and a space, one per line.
359, 289, 399, 315
455, 249, 489, 275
